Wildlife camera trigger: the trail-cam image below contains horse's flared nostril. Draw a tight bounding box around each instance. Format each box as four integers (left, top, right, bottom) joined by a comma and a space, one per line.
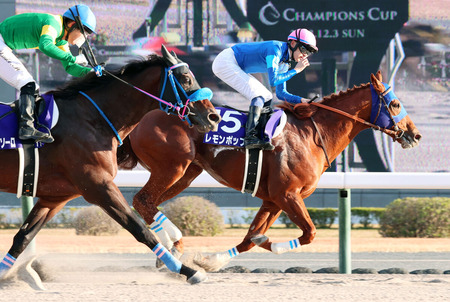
209, 113, 221, 124
415, 133, 422, 141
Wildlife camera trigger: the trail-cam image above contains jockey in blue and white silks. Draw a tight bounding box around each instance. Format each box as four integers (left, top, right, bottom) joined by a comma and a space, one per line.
212, 28, 318, 150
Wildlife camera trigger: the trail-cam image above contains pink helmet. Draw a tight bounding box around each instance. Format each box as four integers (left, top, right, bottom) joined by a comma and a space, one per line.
287, 28, 318, 52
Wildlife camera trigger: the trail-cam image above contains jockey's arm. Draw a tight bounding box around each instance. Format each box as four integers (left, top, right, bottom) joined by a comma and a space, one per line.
275, 82, 303, 104
266, 58, 298, 87
39, 33, 91, 77
269, 61, 303, 103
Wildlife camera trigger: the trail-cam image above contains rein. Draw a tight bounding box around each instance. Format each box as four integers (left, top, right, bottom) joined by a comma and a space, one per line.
76, 23, 196, 124
305, 86, 405, 168
102, 66, 190, 120
310, 102, 401, 138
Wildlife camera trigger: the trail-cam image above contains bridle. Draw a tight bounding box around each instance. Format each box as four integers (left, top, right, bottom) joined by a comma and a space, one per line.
158, 62, 212, 127
310, 84, 406, 140
306, 83, 407, 167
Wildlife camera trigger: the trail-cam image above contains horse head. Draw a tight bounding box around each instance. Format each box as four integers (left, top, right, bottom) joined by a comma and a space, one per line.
160, 44, 220, 132
370, 71, 422, 148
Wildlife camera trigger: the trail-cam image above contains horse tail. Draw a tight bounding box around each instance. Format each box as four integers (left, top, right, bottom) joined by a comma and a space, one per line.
117, 136, 139, 170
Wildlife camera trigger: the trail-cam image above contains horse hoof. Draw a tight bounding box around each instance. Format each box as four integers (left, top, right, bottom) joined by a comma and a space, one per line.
171, 246, 183, 259
187, 271, 208, 285
155, 257, 165, 269
251, 234, 269, 246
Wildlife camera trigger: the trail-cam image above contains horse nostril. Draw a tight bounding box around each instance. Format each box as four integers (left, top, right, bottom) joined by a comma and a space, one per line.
209, 113, 221, 123
415, 133, 422, 141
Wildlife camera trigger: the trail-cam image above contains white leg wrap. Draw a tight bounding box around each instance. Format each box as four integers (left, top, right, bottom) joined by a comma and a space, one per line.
150, 212, 183, 249
270, 239, 301, 254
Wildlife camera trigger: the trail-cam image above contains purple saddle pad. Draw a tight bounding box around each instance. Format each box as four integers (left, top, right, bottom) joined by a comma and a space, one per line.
203, 107, 284, 147
0, 94, 55, 149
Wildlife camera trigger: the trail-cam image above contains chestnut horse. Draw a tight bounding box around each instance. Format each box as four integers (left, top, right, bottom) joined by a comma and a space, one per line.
0, 46, 220, 284
117, 71, 422, 271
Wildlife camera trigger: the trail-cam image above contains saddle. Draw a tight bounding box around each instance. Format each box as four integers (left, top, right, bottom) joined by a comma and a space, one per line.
204, 106, 287, 196
0, 94, 59, 197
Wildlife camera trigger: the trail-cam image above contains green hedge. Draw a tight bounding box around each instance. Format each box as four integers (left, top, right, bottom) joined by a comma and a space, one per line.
379, 197, 449, 238
247, 207, 387, 229
351, 207, 385, 228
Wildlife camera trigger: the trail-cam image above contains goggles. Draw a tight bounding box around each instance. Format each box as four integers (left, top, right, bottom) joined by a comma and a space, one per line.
299, 45, 313, 57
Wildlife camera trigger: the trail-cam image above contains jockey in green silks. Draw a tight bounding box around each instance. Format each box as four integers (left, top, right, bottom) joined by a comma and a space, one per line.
0, 4, 101, 143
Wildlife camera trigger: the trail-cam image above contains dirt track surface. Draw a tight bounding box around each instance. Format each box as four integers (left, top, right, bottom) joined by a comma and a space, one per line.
1, 229, 449, 301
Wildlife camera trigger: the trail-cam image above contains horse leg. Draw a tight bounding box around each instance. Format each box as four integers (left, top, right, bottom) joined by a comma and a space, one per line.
133, 164, 202, 253
86, 180, 205, 284
0, 198, 68, 279
155, 164, 204, 255
252, 192, 316, 254
195, 200, 282, 272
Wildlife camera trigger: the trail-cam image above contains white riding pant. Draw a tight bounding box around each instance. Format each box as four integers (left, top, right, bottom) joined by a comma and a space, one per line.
0, 34, 38, 91
212, 48, 272, 103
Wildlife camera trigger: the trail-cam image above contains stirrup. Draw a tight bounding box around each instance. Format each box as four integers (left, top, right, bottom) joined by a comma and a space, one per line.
262, 141, 275, 151
244, 138, 265, 149
19, 127, 54, 144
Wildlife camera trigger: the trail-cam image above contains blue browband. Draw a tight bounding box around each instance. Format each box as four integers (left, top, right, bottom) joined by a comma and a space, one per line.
370, 83, 407, 129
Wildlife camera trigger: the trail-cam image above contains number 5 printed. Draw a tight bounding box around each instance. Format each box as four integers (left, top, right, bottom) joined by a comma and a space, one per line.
220, 110, 242, 133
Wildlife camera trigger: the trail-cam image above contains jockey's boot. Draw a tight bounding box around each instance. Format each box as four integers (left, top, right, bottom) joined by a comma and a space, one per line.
259, 107, 275, 151
18, 90, 54, 143
244, 105, 266, 149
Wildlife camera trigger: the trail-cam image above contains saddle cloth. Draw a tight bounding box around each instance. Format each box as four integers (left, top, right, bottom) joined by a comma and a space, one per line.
203, 107, 287, 147
0, 94, 58, 150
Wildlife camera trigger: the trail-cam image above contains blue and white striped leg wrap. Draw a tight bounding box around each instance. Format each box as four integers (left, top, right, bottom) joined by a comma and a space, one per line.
150, 212, 167, 234
152, 243, 182, 273
0, 253, 16, 272
226, 247, 239, 259
270, 239, 301, 254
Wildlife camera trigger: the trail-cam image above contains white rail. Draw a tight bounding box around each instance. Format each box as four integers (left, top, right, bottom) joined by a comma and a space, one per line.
114, 171, 450, 190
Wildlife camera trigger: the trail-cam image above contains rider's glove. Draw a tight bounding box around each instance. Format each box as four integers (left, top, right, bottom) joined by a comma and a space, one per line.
74, 54, 88, 66
93, 65, 103, 77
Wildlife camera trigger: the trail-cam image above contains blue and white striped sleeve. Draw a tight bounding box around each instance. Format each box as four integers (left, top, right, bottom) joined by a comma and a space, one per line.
266, 55, 298, 87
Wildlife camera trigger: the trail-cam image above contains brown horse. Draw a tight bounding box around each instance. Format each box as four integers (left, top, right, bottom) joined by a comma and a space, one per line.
117, 71, 422, 271
0, 46, 220, 284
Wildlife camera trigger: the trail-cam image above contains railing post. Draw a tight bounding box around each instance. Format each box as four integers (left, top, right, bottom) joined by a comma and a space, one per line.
339, 188, 351, 274
21, 196, 36, 254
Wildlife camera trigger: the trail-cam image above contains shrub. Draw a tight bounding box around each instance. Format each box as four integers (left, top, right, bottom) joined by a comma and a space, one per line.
241, 208, 258, 225
0, 213, 5, 228
379, 197, 450, 238
45, 207, 78, 228
73, 206, 121, 236
279, 212, 295, 228
163, 196, 224, 236
351, 207, 385, 228
308, 208, 338, 228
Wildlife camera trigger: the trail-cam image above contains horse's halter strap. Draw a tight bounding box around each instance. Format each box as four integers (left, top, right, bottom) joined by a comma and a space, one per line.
159, 63, 213, 126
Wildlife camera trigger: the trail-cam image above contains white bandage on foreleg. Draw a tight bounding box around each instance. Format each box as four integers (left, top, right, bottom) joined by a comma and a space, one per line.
270, 239, 301, 254
150, 219, 173, 249
150, 211, 182, 243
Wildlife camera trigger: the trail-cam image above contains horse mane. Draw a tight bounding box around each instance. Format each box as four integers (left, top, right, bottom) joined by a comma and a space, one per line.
276, 83, 370, 119
49, 55, 166, 99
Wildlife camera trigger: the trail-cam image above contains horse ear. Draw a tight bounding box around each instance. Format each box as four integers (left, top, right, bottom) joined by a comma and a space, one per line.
375, 70, 382, 81
170, 50, 178, 59
161, 44, 177, 66
370, 73, 385, 93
